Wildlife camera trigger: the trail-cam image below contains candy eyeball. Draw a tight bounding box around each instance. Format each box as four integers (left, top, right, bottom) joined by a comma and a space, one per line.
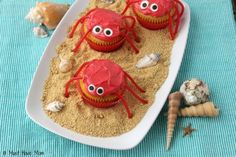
92, 25, 102, 34
88, 84, 96, 92
150, 3, 158, 12
140, 1, 149, 9
104, 28, 113, 37
96, 87, 104, 95
180, 78, 209, 106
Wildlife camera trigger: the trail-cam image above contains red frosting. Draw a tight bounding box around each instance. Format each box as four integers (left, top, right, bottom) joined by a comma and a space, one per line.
82, 59, 125, 97
84, 8, 124, 41
133, 0, 173, 17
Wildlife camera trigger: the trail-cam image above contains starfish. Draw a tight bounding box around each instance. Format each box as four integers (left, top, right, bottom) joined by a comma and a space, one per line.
183, 123, 196, 137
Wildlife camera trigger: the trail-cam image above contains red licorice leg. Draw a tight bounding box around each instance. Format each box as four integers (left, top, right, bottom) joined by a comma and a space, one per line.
69, 8, 97, 38
124, 71, 145, 93
123, 16, 140, 42
125, 85, 148, 104
168, 4, 180, 40
72, 29, 92, 53
125, 35, 139, 54
69, 17, 86, 38
64, 77, 81, 97
116, 94, 133, 118
73, 62, 89, 77
174, 0, 185, 17
121, 0, 140, 15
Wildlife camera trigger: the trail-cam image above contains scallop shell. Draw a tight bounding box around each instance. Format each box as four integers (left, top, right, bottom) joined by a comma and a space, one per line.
166, 92, 182, 150
178, 102, 219, 117
46, 101, 65, 112
136, 53, 160, 69
59, 56, 73, 73
25, 2, 69, 30
33, 26, 48, 38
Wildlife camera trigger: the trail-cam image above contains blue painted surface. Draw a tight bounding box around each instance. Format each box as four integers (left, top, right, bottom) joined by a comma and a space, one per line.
0, 0, 235, 156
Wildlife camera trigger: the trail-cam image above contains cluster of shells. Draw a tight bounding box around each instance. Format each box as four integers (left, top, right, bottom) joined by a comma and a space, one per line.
166, 78, 219, 150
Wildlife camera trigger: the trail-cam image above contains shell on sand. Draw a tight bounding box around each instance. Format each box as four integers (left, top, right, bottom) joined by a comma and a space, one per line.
136, 53, 160, 69
46, 101, 65, 112
59, 56, 73, 73
178, 102, 219, 117
166, 92, 183, 150
26, 2, 69, 30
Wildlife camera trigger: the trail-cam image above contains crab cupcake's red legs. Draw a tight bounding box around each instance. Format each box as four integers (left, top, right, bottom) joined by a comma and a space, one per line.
72, 28, 92, 53
121, 0, 140, 15
123, 16, 140, 42
174, 0, 184, 17
115, 93, 133, 118
69, 17, 87, 38
123, 71, 145, 93
69, 8, 97, 38
125, 84, 148, 104
74, 62, 89, 77
168, 4, 180, 40
125, 35, 139, 53
64, 77, 82, 97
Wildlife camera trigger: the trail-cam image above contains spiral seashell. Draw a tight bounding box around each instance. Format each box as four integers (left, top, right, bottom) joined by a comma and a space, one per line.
59, 56, 73, 73
46, 101, 65, 112
178, 102, 219, 117
136, 53, 160, 69
33, 26, 48, 38
166, 92, 182, 150
25, 2, 70, 30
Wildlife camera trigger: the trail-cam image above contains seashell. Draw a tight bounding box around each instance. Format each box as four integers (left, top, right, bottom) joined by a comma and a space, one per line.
46, 101, 65, 112
166, 92, 182, 150
33, 26, 48, 38
136, 53, 160, 69
178, 102, 219, 117
59, 56, 73, 73
101, 0, 116, 4
180, 78, 209, 106
25, 2, 70, 30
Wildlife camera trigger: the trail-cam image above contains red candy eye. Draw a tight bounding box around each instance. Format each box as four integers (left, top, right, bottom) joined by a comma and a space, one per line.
92, 25, 102, 34
88, 84, 95, 92
150, 3, 158, 12
96, 87, 104, 95
104, 28, 113, 37
140, 1, 149, 9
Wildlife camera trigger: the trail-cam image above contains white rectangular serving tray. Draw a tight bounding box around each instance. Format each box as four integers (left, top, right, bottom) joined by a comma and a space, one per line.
26, 0, 190, 150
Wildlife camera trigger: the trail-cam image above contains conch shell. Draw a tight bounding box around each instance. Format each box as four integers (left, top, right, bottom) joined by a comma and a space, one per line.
59, 56, 73, 73
46, 101, 65, 112
136, 53, 160, 69
166, 92, 182, 150
25, 2, 70, 30
178, 102, 219, 117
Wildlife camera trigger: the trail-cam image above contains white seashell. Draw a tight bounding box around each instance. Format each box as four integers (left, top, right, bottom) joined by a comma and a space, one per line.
46, 101, 65, 112
136, 53, 160, 69
33, 26, 48, 38
59, 56, 73, 73
25, 7, 44, 24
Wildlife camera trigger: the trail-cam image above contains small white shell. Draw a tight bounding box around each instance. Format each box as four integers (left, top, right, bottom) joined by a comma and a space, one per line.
33, 26, 48, 38
25, 7, 44, 24
59, 56, 73, 73
136, 53, 160, 69
46, 101, 65, 112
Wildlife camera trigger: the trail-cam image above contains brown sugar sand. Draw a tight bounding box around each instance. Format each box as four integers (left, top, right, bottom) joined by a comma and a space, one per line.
41, 0, 174, 137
